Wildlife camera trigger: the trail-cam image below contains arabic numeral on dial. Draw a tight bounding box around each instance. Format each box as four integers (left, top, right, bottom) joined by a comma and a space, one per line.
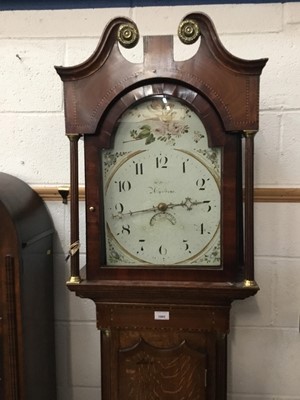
156, 156, 168, 168
196, 178, 209, 190
202, 200, 212, 212
133, 161, 144, 175
137, 239, 145, 254
116, 180, 131, 192
114, 203, 124, 213
159, 245, 167, 255
117, 224, 131, 235
182, 159, 189, 173
196, 223, 210, 235
200, 223, 204, 234
183, 240, 191, 254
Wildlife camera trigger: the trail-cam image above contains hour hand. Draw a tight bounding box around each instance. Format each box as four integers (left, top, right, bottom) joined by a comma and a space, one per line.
112, 205, 158, 219
167, 198, 211, 211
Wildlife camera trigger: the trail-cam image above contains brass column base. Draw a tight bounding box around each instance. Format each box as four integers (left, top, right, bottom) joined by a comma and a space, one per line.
67, 276, 82, 285
243, 279, 258, 288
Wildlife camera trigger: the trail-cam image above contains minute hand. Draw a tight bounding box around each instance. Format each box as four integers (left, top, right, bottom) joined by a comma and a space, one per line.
112, 205, 158, 219
112, 198, 210, 219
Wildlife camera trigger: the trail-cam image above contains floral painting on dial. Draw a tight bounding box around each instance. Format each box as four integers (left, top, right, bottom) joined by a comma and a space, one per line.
125, 99, 204, 146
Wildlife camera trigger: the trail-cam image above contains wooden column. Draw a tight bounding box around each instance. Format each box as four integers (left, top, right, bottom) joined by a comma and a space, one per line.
243, 130, 257, 286
67, 134, 81, 284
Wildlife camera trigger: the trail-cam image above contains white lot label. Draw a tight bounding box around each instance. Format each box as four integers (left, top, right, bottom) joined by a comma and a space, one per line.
154, 311, 170, 320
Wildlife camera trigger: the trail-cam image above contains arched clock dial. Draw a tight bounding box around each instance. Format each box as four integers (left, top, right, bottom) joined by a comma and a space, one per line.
102, 96, 221, 266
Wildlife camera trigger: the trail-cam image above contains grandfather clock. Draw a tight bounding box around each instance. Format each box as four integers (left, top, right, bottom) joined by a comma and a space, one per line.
56, 13, 267, 399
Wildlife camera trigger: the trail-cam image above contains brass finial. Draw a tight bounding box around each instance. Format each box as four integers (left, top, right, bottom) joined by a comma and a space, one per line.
118, 23, 139, 48
178, 19, 200, 45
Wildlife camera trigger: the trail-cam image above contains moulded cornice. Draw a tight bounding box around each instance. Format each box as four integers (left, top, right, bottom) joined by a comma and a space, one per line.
55, 12, 268, 134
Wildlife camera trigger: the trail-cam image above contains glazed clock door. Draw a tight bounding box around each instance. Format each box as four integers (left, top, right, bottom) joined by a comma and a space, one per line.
102, 96, 221, 267
84, 83, 243, 282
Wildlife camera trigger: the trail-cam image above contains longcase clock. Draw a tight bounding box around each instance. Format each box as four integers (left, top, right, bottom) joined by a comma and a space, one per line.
56, 13, 267, 399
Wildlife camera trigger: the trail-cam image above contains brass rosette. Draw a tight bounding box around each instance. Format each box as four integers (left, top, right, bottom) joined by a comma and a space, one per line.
178, 19, 201, 45
117, 23, 139, 48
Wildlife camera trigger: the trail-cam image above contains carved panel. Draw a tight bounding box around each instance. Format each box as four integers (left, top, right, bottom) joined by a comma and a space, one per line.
119, 338, 207, 399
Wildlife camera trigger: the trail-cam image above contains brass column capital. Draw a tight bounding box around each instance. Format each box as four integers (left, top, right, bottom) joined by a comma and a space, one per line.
67, 133, 81, 141
243, 130, 257, 138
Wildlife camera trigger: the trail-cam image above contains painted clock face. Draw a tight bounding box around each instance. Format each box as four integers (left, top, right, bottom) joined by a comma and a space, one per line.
102, 96, 221, 266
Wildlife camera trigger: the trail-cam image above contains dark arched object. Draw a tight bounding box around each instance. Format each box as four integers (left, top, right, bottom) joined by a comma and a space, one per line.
0, 173, 56, 400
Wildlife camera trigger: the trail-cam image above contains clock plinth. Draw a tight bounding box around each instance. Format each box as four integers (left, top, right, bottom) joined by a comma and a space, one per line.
56, 12, 267, 399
